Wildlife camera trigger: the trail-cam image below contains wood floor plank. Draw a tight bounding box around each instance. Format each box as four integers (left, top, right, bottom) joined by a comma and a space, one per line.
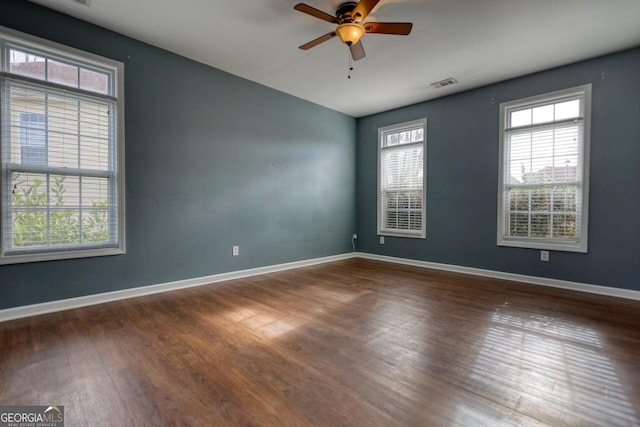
1, 258, 639, 426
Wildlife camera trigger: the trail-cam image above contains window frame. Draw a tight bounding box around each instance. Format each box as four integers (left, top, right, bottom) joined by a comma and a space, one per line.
0, 26, 125, 265
377, 118, 427, 239
497, 85, 591, 253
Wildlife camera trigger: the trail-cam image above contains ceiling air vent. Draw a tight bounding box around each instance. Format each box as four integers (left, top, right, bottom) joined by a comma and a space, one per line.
430, 78, 458, 89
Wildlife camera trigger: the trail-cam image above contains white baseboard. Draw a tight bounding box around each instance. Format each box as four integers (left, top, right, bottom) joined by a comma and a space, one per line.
357, 252, 640, 301
2, 250, 637, 323
0, 253, 357, 322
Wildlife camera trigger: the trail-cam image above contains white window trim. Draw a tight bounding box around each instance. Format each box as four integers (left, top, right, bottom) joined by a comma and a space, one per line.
0, 26, 126, 265
377, 118, 427, 239
497, 85, 591, 253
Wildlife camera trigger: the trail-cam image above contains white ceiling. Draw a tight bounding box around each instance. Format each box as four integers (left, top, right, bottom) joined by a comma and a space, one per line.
29, 0, 640, 117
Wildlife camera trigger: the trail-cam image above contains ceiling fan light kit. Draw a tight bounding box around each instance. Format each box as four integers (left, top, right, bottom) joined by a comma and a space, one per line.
294, 0, 412, 61
335, 23, 366, 45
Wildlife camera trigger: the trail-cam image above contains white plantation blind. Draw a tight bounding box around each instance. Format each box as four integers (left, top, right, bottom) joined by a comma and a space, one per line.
378, 119, 426, 238
0, 28, 124, 264
498, 85, 591, 252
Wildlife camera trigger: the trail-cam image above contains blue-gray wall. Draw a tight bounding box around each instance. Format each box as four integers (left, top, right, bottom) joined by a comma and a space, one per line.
356, 47, 640, 291
0, 0, 356, 309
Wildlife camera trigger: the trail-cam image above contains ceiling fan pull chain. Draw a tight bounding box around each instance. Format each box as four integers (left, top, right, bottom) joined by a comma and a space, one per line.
348, 50, 354, 79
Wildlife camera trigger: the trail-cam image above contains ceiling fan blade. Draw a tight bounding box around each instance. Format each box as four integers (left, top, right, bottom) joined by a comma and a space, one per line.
352, 0, 381, 22
294, 3, 338, 23
364, 22, 413, 35
299, 32, 337, 50
350, 40, 366, 61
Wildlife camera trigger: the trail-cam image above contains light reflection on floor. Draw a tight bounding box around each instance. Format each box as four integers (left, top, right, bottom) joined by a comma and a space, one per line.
455, 311, 639, 426
452, 401, 523, 427
214, 285, 363, 339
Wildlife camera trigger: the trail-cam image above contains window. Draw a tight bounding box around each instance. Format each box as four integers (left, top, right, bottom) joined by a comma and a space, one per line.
0, 26, 125, 264
497, 85, 591, 252
378, 118, 426, 238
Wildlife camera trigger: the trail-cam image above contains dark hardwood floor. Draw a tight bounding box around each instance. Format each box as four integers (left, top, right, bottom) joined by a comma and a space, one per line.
1, 258, 639, 426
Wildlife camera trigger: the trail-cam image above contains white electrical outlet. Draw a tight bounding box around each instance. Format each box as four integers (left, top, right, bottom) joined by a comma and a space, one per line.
380, 236, 385, 244
233, 246, 239, 256
540, 250, 549, 262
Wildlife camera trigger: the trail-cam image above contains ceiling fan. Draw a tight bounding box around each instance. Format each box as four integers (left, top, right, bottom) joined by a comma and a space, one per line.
294, 0, 413, 61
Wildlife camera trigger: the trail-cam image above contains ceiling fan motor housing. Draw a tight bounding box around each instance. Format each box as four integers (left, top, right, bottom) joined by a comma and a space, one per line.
336, 1, 358, 23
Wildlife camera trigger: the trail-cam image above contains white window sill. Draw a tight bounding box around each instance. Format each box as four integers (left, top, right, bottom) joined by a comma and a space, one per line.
0, 246, 125, 265
497, 239, 587, 253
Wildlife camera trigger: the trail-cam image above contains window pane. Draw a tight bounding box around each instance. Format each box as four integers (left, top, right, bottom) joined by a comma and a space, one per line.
552, 158, 578, 183
531, 189, 550, 212
79, 101, 112, 170
386, 133, 399, 147
48, 134, 79, 169
509, 213, 529, 237
397, 192, 409, 209
9, 48, 45, 80
49, 211, 80, 246
509, 133, 531, 163
530, 214, 550, 237
508, 134, 531, 184
509, 189, 529, 211
511, 109, 531, 127
532, 104, 553, 124
49, 175, 81, 247
554, 135, 578, 156
396, 211, 409, 229
382, 146, 423, 190
50, 175, 80, 208
11, 173, 47, 207
552, 214, 577, 238
8, 85, 46, 163
82, 177, 110, 207
11, 211, 46, 247
10, 173, 47, 248
6, 82, 116, 171
530, 129, 554, 160
47, 92, 80, 168
386, 211, 397, 229
555, 99, 580, 120
552, 186, 577, 213
409, 212, 422, 231
83, 210, 110, 243
80, 68, 109, 94
409, 191, 421, 209
411, 128, 424, 142
385, 192, 397, 209
48, 59, 79, 88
